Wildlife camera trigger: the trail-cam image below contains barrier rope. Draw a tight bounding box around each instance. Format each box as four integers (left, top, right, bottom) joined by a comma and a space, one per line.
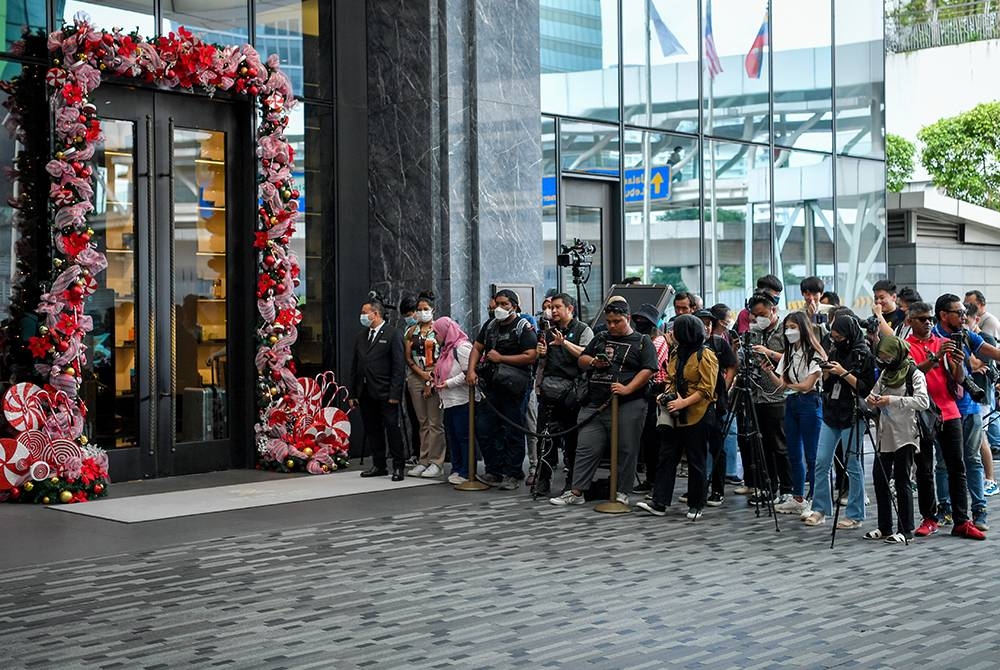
474, 385, 610, 439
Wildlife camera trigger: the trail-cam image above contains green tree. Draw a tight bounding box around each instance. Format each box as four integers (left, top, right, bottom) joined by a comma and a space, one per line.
919, 102, 1000, 210
885, 133, 915, 192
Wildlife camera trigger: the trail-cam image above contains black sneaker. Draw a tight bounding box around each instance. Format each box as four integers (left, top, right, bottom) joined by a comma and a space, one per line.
678, 491, 689, 503
724, 475, 744, 486
636, 501, 667, 516
533, 478, 551, 496
634, 480, 653, 493
706, 492, 724, 507
747, 492, 774, 506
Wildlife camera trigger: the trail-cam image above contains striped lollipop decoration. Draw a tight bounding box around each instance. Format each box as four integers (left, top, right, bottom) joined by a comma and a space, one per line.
16, 430, 48, 459
39, 438, 83, 469
0, 438, 30, 491
297, 377, 322, 413
4, 383, 46, 432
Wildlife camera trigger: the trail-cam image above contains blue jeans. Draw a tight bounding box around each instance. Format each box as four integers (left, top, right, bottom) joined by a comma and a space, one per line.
936, 412, 986, 515
813, 420, 866, 520
984, 392, 1000, 448
784, 393, 822, 498
725, 417, 740, 477
443, 405, 474, 478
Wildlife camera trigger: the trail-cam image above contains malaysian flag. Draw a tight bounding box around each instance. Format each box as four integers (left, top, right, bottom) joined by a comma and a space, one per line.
704, 0, 723, 79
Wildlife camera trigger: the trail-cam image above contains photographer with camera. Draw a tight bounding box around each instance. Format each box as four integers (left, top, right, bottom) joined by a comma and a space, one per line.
549, 300, 657, 507
534, 293, 594, 495
736, 275, 783, 335
964, 304, 1000, 497
802, 313, 874, 529
635, 314, 718, 520
467, 289, 538, 490
904, 301, 984, 539
871, 280, 907, 339
931, 294, 994, 531
741, 293, 795, 505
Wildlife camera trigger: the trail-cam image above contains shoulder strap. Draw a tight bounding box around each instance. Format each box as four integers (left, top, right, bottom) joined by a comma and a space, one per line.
905, 365, 915, 396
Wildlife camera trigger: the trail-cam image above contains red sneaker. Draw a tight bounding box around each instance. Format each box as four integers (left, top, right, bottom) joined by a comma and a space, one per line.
952, 520, 987, 541
915, 518, 939, 537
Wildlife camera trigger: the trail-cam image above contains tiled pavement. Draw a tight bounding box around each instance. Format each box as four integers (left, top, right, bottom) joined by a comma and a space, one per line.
3, 479, 1000, 669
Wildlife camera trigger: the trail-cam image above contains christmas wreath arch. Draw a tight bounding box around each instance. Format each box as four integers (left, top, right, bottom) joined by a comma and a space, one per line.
0, 15, 350, 504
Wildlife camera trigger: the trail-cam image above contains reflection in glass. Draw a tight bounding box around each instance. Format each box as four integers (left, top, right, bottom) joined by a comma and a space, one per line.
622, 0, 699, 133
623, 130, 701, 307
0, 61, 19, 326
703, 0, 769, 143
61, 1, 155, 37
772, 150, 834, 306
704, 139, 771, 308
162, 0, 249, 43
772, 0, 833, 153
256, 0, 333, 100
542, 117, 559, 294
286, 103, 335, 372
3, 2, 46, 54
560, 121, 620, 175
834, 0, 885, 159
173, 127, 229, 443
85, 119, 138, 449
836, 156, 886, 309
540, 0, 620, 121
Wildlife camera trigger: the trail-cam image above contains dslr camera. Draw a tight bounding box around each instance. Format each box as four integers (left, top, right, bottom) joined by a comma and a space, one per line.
657, 391, 687, 423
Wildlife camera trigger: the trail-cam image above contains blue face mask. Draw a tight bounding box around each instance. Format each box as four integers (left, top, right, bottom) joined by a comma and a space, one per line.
360, 313, 373, 328
405, 316, 418, 327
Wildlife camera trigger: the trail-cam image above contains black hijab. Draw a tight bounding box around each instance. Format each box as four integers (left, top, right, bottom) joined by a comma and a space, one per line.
673, 314, 706, 381
830, 313, 866, 363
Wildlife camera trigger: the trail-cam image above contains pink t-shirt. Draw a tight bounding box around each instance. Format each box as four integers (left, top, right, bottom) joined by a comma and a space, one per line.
906, 334, 960, 422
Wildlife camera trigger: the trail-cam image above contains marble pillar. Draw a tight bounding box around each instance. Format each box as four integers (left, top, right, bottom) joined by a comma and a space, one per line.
366, 0, 542, 330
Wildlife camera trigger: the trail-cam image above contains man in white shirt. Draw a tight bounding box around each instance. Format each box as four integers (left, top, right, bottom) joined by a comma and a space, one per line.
966, 290, 1000, 340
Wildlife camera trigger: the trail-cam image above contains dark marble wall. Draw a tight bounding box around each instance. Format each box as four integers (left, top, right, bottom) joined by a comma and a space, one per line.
366, 0, 542, 330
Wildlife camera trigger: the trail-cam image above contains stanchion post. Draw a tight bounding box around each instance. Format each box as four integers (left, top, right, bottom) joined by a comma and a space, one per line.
456, 384, 489, 491
595, 394, 630, 513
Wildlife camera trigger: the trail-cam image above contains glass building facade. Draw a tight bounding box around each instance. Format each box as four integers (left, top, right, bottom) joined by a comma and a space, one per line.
541, 0, 886, 315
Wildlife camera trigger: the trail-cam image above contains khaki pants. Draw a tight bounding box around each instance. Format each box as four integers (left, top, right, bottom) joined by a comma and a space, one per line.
406, 373, 446, 465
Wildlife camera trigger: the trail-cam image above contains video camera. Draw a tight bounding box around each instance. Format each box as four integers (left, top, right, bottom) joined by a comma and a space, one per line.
556, 238, 596, 269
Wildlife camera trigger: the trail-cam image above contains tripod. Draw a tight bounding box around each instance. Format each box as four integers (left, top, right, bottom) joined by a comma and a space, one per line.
723, 363, 780, 532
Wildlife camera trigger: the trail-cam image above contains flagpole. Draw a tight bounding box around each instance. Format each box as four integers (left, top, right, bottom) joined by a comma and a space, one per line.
643, 0, 653, 284
708, 75, 718, 303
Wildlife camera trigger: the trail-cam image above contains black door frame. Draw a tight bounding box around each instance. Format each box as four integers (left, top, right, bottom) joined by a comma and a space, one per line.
94, 84, 254, 480
559, 176, 621, 319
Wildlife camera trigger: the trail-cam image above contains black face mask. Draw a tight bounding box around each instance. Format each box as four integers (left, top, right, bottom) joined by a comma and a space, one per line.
880, 358, 903, 371
633, 319, 653, 335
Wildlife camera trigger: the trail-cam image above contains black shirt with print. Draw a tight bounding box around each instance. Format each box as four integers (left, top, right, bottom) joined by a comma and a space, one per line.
581, 331, 658, 407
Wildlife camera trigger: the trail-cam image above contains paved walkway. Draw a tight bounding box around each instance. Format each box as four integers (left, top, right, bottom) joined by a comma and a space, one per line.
3, 475, 1000, 669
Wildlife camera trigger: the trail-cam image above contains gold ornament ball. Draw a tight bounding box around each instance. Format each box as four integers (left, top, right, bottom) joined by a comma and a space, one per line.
65, 367, 76, 376
23, 481, 34, 492
79, 435, 89, 445
39, 326, 49, 335
331, 463, 338, 471
303, 447, 314, 457
321, 464, 329, 472
268, 335, 278, 344
285, 459, 295, 468
49, 476, 59, 484
41, 496, 50, 504
59, 490, 73, 504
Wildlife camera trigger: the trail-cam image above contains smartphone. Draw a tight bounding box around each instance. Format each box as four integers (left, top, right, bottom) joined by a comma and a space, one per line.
950, 331, 964, 350
819, 361, 834, 369
595, 353, 611, 363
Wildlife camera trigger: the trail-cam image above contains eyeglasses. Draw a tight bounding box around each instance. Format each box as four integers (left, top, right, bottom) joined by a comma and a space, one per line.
912, 316, 933, 323
943, 310, 964, 316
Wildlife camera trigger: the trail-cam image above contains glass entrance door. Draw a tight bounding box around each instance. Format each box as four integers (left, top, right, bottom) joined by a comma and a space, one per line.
89, 87, 251, 480
560, 178, 615, 322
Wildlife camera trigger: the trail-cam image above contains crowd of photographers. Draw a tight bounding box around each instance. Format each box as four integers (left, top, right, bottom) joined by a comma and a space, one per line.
351, 276, 1000, 541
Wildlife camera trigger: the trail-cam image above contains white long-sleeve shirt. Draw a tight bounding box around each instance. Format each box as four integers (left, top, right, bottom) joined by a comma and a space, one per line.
869, 369, 930, 453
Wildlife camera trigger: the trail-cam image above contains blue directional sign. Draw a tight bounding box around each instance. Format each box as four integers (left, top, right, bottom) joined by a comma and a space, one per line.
542, 165, 671, 207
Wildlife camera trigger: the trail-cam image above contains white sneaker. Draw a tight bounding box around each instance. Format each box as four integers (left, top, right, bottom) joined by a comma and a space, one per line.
408, 464, 427, 477
799, 502, 814, 519
447, 472, 467, 485
616, 492, 629, 505
734, 485, 754, 495
774, 497, 808, 515
421, 463, 443, 478
686, 508, 703, 521
550, 490, 585, 506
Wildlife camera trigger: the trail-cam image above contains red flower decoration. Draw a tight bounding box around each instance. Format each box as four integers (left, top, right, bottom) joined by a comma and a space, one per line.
55, 313, 78, 334
117, 36, 136, 56
28, 336, 52, 358
71, 490, 89, 503
61, 83, 83, 105
59, 232, 90, 257
253, 231, 269, 249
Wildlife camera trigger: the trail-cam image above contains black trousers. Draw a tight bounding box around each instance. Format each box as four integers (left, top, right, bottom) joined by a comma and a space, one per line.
915, 417, 969, 524
640, 395, 660, 484
873, 446, 915, 535
360, 391, 405, 470
709, 417, 727, 496
653, 419, 709, 509
537, 398, 580, 484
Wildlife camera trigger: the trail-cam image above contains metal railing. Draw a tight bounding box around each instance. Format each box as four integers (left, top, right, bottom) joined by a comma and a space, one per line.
887, 1, 1000, 52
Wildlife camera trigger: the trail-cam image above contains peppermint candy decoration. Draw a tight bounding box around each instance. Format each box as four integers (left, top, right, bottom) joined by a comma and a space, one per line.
16, 430, 48, 459
45, 67, 68, 88
30, 461, 51, 481
39, 438, 83, 468
0, 438, 30, 491
4, 383, 46, 432
297, 377, 322, 413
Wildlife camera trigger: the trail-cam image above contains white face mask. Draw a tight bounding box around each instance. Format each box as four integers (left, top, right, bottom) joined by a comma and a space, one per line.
784, 328, 801, 344
360, 313, 373, 328
493, 307, 512, 322
416, 309, 433, 323
754, 315, 772, 330
543, 308, 553, 320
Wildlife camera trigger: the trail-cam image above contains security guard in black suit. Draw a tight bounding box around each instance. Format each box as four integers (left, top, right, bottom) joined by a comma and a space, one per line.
349, 297, 407, 480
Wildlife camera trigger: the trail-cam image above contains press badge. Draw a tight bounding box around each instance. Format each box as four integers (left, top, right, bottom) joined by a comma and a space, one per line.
830, 381, 841, 400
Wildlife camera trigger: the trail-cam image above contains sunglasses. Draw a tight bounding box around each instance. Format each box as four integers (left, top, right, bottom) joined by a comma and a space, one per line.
911, 316, 933, 323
